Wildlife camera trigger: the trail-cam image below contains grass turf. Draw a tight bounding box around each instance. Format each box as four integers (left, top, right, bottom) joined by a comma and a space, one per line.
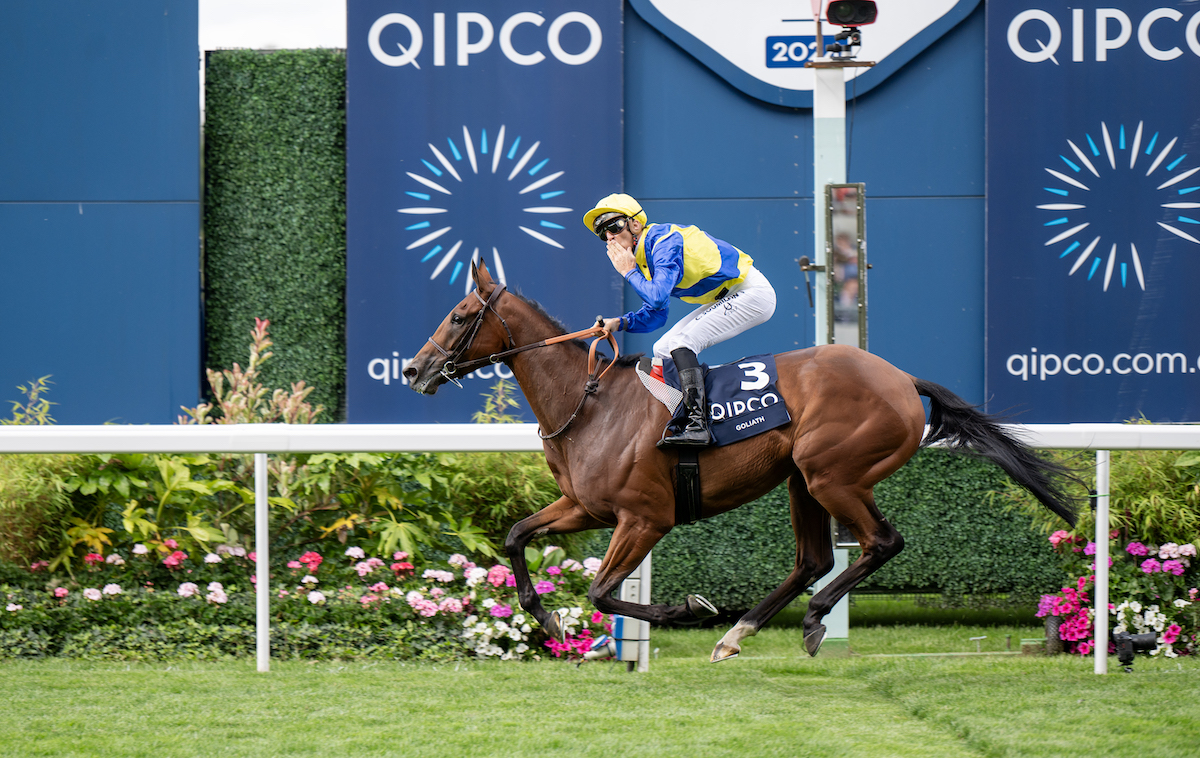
3, 625, 1198, 758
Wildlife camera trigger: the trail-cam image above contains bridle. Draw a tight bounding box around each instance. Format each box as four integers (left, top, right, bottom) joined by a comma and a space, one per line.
423, 283, 620, 438
424, 283, 516, 388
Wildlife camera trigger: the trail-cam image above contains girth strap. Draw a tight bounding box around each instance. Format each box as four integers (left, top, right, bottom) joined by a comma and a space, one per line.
675, 450, 702, 525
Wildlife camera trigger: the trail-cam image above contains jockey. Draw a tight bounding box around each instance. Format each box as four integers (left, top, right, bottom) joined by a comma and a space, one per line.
584, 193, 777, 447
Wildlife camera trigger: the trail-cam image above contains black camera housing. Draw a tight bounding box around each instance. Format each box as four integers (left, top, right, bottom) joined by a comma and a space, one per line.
1111, 630, 1157, 671
826, 0, 877, 27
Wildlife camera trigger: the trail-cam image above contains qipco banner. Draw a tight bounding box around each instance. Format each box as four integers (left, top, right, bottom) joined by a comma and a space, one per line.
986, 1, 1200, 422
346, 1, 623, 422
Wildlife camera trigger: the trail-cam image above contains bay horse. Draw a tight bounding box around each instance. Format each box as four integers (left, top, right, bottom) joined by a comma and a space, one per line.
404, 262, 1078, 662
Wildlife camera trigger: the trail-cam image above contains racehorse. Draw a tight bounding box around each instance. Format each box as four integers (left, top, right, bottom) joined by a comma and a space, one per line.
404, 262, 1079, 662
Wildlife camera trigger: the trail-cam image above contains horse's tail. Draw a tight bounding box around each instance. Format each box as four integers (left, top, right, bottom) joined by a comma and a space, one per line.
913, 377, 1079, 527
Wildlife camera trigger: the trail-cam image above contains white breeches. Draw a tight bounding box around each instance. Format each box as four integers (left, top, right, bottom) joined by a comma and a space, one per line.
653, 266, 777, 360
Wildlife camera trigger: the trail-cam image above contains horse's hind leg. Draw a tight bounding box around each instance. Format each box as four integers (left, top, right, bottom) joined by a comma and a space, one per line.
711, 474, 835, 662
586, 518, 717, 625
801, 482, 904, 656
505, 496, 604, 640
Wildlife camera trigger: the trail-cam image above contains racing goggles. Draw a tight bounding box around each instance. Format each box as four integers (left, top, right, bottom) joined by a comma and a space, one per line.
593, 215, 630, 239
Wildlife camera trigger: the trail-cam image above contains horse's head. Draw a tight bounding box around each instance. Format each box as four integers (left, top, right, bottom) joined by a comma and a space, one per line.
403, 260, 512, 395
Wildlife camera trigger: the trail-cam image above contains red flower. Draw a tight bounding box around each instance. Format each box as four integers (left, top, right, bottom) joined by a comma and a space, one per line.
83, 553, 105, 566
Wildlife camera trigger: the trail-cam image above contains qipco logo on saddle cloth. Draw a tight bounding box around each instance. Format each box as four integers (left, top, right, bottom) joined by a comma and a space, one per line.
702, 358, 792, 446
346, 1, 624, 422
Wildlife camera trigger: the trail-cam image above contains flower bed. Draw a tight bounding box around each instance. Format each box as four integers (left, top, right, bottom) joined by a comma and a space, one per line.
1037, 531, 1199, 658
1, 544, 610, 662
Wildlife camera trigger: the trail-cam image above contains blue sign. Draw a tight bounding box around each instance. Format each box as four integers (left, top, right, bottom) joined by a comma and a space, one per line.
986, 1, 1200, 422
346, 1, 624, 422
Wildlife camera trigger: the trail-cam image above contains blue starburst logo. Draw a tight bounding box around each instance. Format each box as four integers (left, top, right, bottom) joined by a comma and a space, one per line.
397, 125, 573, 292
1039, 120, 1200, 292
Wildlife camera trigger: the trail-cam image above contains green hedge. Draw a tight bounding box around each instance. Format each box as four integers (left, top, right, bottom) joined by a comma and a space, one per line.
582, 449, 1064, 611
203, 50, 347, 418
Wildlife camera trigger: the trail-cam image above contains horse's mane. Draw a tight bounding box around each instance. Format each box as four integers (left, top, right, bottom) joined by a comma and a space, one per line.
511, 291, 641, 368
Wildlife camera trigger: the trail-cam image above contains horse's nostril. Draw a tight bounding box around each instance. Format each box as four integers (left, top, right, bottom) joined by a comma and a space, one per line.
402, 366, 418, 380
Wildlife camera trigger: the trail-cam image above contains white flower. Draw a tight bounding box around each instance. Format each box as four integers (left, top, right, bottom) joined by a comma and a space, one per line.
5, 604, 21, 612
207, 582, 223, 592
508, 628, 523, 641
1174, 599, 1191, 608
345, 547, 366, 559
482, 598, 497, 608
516, 643, 529, 654
132, 544, 148, 555
543, 545, 561, 557
1159, 543, 1180, 559
1130, 601, 1142, 614
521, 624, 532, 634
513, 614, 525, 625
307, 591, 326, 604
105, 554, 125, 566
83, 588, 102, 601
102, 584, 122, 595
207, 589, 228, 604
561, 559, 582, 572
582, 557, 602, 576
204, 553, 222, 564
216, 544, 233, 555
465, 566, 488, 587
177, 583, 200, 598
463, 615, 479, 627
302, 575, 318, 585
230, 546, 247, 558
568, 607, 583, 619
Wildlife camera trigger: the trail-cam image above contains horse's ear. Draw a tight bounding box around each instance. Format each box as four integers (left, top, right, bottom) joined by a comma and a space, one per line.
472, 259, 495, 291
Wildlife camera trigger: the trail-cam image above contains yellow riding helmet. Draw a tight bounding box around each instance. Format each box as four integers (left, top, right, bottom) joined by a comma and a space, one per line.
582, 193, 648, 233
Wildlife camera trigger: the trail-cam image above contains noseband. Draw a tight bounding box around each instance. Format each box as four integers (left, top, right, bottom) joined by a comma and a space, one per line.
425, 284, 515, 387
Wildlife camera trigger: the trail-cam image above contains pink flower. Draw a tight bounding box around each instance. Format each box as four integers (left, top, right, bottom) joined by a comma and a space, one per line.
248, 551, 257, 563
54, 587, 69, 598
370, 582, 389, 593
299, 551, 323, 570
505, 575, 516, 587
430, 587, 445, 599
1190, 588, 1198, 601
1163, 624, 1182, 645
423, 569, 455, 583
177, 582, 200, 598
534, 580, 555, 595
1075, 640, 1093, 656
591, 611, 604, 624
1049, 530, 1072, 547
486, 565, 511, 587
82, 588, 102, 601
438, 597, 463, 614
345, 547, 365, 559
162, 550, 188, 568
393, 551, 409, 561
1141, 558, 1162, 574
582, 557, 602, 576
546, 566, 562, 575
1179, 544, 1197, 558
1083, 542, 1096, 556
489, 603, 513, 618
1162, 560, 1186, 576
360, 594, 380, 606
287, 561, 302, 569
1126, 542, 1149, 556
83, 553, 104, 566
1159, 543, 1181, 560
407, 595, 438, 617
391, 562, 414, 573
30, 560, 49, 572
163, 539, 179, 549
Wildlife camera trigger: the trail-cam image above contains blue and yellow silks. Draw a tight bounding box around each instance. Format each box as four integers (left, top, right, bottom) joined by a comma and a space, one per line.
619, 223, 754, 333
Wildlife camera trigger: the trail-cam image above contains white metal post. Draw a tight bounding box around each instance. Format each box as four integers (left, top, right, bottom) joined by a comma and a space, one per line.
636, 551, 651, 672
255, 452, 270, 672
812, 66, 846, 348
1094, 450, 1110, 675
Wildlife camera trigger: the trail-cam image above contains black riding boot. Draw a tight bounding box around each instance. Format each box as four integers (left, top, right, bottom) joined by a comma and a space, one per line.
659, 348, 711, 447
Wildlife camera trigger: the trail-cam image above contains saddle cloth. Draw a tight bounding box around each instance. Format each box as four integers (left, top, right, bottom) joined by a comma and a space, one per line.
635, 354, 791, 446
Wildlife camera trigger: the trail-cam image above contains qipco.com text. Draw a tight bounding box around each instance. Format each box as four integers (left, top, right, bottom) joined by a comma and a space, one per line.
1006, 348, 1200, 381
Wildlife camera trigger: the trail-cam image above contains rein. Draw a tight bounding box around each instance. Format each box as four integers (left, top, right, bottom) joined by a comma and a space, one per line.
424, 285, 620, 438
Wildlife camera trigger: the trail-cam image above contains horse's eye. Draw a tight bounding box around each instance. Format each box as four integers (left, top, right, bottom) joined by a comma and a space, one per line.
450, 314, 464, 325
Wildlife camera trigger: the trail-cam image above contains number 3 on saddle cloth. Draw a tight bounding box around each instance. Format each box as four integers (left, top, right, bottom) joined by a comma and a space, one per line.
635, 354, 792, 446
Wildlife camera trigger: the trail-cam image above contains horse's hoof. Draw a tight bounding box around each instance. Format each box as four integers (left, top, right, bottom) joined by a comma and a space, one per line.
804, 625, 827, 657
544, 609, 567, 643
710, 642, 740, 663
687, 594, 718, 619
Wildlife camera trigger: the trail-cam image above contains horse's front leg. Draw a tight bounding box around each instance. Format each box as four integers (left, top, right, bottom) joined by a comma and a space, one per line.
504, 495, 602, 640
587, 517, 718, 625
